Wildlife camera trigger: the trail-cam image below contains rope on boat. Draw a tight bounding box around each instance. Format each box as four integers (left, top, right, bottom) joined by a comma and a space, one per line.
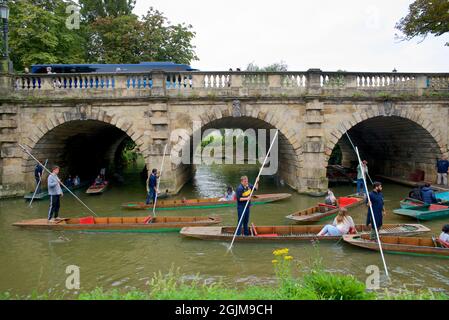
18, 144, 98, 217
227, 130, 279, 252
151, 144, 168, 218
28, 158, 48, 207
355, 146, 390, 279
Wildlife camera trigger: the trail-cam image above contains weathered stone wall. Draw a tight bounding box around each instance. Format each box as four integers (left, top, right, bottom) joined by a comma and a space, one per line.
1, 69, 449, 197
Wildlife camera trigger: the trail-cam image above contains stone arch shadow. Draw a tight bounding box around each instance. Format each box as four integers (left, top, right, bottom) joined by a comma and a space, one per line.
20, 108, 148, 189
325, 106, 445, 186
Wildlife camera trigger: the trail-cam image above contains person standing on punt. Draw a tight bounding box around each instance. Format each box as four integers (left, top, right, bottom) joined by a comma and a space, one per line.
48, 165, 63, 223
366, 182, 385, 240
235, 176, 259, 236
356, 160, 369, 196
34, 163, 44, 194
145, 168, 158, 205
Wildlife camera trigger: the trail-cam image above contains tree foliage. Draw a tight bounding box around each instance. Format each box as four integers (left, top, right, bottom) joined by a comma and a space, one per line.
246, 61, 288, 72
396, 0, 449, 46
4, 1, 198, 70
79, 0, 136, 22
86, 8, 198, 64
7, 0, 86, 70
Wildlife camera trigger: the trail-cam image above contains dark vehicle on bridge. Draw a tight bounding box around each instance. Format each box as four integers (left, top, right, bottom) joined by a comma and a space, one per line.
31, 62, 197, 74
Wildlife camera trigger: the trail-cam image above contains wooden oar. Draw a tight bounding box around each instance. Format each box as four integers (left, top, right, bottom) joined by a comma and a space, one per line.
29, 159, 48, 207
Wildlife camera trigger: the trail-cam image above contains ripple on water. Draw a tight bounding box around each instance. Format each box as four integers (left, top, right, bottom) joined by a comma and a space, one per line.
1, 164, 449, 295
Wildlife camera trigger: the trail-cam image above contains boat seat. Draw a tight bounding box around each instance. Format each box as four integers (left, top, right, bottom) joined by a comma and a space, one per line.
318, 203, 337, 209
79, 216, 95, 224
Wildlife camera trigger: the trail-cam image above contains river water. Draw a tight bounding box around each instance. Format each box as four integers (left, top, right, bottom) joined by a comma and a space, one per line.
0, 163, 448, 297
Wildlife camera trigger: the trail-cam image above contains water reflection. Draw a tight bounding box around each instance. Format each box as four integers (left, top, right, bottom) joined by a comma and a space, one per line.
0, 163, 448, 296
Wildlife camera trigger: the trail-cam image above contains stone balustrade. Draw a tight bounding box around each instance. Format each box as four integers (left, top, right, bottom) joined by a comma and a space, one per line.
6, 69, 449, 99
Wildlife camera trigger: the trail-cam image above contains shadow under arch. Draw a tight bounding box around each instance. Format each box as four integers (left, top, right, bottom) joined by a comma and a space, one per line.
327, 115, 443, 185
22, 119, 143, 188
173, 115, 302, 191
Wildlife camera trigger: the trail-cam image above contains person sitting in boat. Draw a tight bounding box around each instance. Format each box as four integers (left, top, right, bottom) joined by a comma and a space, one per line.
317, 208, 355, 236
408, 184, 423, 201
65, 175, 73, 188
94, 175, 104, 186
74, 175, 81, 187
219, 186, 236, 201
324, 190, 338, 206
420, 183, 437, 204
440, 224, 449, 243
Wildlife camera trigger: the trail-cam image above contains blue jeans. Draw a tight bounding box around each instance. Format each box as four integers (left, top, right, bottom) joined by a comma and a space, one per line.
145, 188, 156, 205
356, 179, 367, 194
319, 225, 342, 236
236, 205, 250, 236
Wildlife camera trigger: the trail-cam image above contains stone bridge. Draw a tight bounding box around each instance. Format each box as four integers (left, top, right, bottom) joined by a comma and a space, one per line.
0, 69, 448, 198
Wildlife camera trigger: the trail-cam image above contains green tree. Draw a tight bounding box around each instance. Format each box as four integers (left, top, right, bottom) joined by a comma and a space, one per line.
246, 61, 288, 71
86, 7, 198, 64
396, 0, 449, 46
7, 0, 86, 71
79, 0, 136, 22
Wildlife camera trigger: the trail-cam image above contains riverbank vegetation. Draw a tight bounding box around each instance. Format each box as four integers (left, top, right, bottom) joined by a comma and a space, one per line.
1, 248, 447, 300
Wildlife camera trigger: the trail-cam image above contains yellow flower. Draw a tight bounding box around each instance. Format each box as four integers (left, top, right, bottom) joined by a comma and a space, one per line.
272, 259, 278, 264
284, 255, 293, 261
273, 248, 289, 256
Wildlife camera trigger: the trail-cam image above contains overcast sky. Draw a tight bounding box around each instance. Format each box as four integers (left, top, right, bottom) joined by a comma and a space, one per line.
134, 0, 448, 72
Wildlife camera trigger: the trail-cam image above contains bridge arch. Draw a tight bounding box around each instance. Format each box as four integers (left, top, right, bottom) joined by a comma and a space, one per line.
21, 108, 147, 188
325, 106, 445, 184
171, 104, 303, 191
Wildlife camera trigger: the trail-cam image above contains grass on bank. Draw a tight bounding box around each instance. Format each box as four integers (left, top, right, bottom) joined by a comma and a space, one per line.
1, 248, 447, 300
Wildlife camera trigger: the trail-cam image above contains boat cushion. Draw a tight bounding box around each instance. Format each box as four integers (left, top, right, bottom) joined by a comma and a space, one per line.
428, 204, 448, 211
79, 216, 95, 224
339, 197, 359, 207
143, 216, 153, 224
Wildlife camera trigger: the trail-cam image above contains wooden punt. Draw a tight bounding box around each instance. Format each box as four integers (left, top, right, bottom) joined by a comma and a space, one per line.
393, 203, 449, 221
343, 234, 449, 258
180, 224, 430, 242
23, 190, 49, 200
13, 216, 222, 233
121, 193, 292, 211
24, 182, 89, 200
285, 196, 364, 223
86, 181, 108, 195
